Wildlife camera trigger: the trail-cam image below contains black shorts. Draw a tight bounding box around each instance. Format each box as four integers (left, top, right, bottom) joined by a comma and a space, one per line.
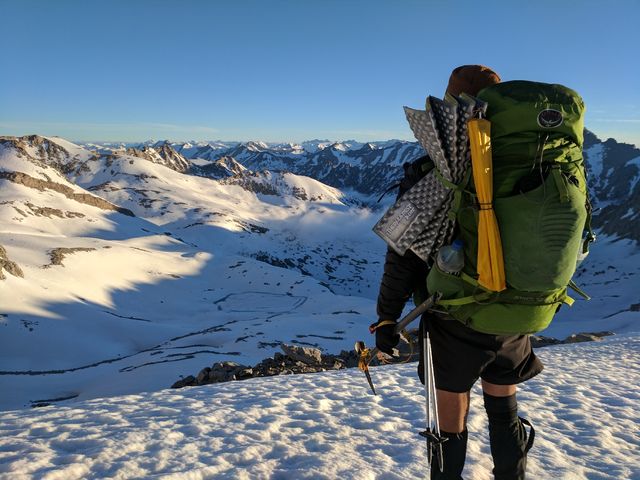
417, 313, 544, 393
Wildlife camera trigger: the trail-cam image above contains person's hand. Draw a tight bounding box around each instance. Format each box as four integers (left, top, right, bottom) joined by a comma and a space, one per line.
371, 320, 400, 355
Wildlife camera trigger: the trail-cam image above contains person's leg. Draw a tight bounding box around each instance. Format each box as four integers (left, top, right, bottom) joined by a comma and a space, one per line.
481, 380, 515, 397
482, 381, 531, 480
430, 389, 470, 480
437, 389, 470, 433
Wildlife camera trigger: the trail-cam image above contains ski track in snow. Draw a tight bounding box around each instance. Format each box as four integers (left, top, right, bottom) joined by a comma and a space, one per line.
0, 335, 638, 480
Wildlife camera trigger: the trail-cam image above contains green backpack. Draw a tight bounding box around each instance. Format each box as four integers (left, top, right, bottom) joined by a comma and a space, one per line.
425, 80, 595, 335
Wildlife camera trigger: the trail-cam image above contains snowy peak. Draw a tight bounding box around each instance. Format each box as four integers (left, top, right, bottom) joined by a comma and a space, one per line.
125, 144, 190, 173
244, 140, 270, 152
192, 155, 247, 179
219, 170, 345, 203
0, 135, 96, 175
582, 132, 640, 241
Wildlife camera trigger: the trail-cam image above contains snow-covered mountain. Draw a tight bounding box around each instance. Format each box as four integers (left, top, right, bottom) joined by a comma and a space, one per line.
1, 133, 638, 412
124, 142, 191, 173
583, 131, 640, 241
0, 135, 383, 410
83, 133, 640, 239
85, 138, 425, 197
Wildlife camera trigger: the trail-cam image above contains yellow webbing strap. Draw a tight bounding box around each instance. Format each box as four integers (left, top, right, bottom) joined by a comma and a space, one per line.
373, 320, 397, 331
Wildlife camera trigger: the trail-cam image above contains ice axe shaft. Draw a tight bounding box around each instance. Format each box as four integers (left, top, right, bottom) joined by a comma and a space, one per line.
355, 294, 440, 395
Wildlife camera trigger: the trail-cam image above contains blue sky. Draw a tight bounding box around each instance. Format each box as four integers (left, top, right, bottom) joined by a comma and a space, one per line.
1, 0, 639, 146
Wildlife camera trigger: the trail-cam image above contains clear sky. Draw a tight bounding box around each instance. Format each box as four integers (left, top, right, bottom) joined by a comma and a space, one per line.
1, 0, 639, 146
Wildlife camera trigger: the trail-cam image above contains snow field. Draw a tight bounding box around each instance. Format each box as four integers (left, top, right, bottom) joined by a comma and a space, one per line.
0, 335, 638, 480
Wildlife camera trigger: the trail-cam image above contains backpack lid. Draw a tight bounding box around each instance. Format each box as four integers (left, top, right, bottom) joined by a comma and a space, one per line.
477, 80, 585, 149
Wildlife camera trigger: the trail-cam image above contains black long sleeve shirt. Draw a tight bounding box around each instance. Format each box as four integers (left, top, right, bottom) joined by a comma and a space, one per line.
375, 155, 433, 321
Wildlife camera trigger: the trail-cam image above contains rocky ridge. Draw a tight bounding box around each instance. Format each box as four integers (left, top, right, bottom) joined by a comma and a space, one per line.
171, 331, 615, 390
0, 171, 135, 217
125, 143, 190, 173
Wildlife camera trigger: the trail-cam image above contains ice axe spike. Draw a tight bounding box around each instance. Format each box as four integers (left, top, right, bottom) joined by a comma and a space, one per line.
355, 294, 441, 395
354, 341, 377, 395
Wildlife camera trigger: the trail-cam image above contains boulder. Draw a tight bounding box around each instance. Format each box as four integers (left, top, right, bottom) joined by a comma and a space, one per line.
196, 367, 211, 384
171, 375, 196, 389
530, 335, 563, 348
564, 332, 608, 344
280, 344, 322, 365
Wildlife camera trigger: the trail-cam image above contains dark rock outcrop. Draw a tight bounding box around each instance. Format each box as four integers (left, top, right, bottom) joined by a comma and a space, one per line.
0, 245, 24, 280
171, 330, 615, 390
45, 248, 96, 268
0, 171, 134, 217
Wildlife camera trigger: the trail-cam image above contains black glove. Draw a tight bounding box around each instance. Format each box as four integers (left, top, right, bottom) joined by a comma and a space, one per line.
372, 320, 400, 355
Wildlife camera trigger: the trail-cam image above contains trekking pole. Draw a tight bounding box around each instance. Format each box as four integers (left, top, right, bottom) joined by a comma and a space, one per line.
354, 293, 441, 395
429, 331, 445, 471
419, 329, 447, 472
423, 331, 432, 465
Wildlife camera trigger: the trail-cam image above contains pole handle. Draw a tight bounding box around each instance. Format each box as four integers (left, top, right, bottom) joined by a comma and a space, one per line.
394, 294, 440, 335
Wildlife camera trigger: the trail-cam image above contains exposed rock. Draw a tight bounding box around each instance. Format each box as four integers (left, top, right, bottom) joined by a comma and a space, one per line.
171, 329, 616, 390
281, 344, 322, 365
0, 171, 134, 217
0, 245, 24, 280
24, 202, 85, 219
563, 331, 614, 344
530, 335, 563, 348
171, 375, 196, 389
220, 171, 281, 196
193, 156, 247, 179
196, 367, 211, 384
0, 135, 75, 173
45, 247, 96, 268
125, 144, 190, 173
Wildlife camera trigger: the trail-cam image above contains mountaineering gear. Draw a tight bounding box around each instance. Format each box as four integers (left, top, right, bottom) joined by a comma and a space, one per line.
484, 393, 535, 480
376, 155, 433, 322
436, 240, 465, 275
354, 341, 378, 395
370, 67, 575, 480
468, 117, 506, 292
418, 313, 543, 393
428, 430, 468, 480
373, 94, 487, 262
356, 294, 440, 395
425, 80, 592, 335
420, 328, 447, 473
375, 80, 592, 335
446, 64, 501, 98
400, 156, 436, 196
371, 319, 400, 355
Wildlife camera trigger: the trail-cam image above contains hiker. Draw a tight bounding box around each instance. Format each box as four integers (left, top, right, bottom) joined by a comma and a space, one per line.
373, 65, 542, 480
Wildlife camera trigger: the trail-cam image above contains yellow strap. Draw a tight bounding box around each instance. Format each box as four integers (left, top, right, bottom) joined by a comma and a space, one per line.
563, 295, 575, 307
374, 320, 397, 330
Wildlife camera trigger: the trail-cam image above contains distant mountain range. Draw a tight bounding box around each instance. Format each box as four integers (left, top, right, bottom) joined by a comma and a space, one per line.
80, 132, 640, 242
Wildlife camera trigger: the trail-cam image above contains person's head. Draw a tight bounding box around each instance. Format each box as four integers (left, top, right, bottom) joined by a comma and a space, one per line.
446, 65, 501, 97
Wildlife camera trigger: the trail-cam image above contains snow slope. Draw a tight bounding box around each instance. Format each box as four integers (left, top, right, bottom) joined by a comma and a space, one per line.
0, 136, 384, 410
0, 334, 638, 480
1, 134, 639, 415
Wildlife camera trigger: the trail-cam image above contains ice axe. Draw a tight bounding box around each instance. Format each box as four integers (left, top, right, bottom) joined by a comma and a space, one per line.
354, 293, 441, 395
